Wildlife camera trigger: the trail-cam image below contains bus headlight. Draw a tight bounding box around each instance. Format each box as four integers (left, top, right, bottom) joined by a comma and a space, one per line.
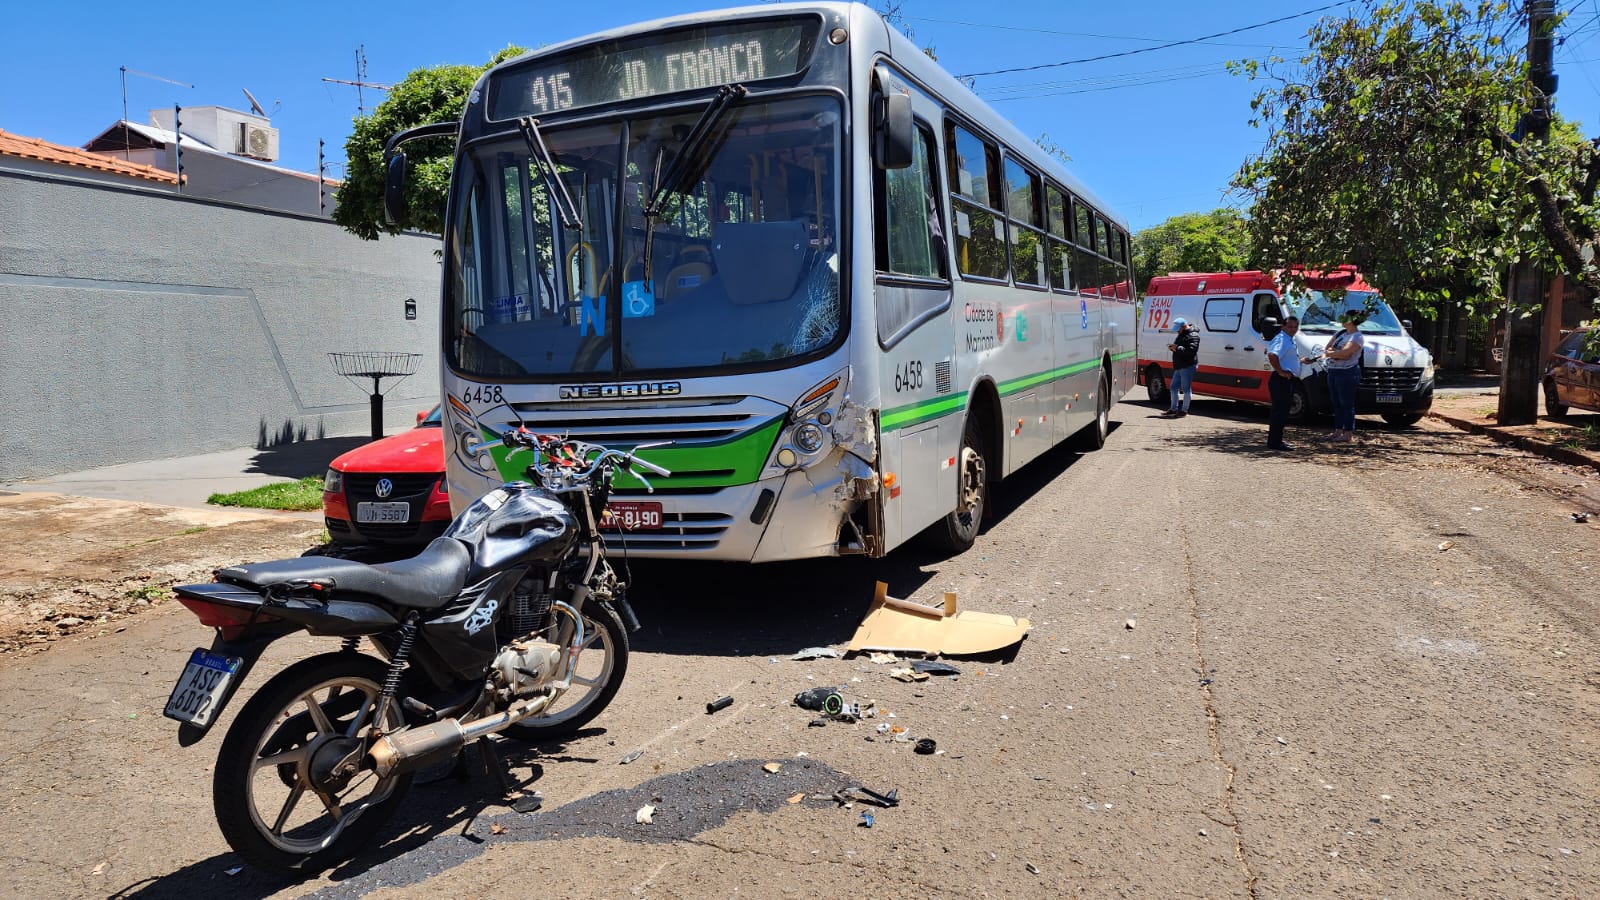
794, 423, 826, 453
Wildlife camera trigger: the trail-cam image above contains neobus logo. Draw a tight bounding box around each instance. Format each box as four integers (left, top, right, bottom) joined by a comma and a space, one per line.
558, 382, 682, 400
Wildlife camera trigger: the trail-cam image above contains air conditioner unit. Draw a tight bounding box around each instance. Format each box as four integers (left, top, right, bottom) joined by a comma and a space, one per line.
237, 123, 279, 161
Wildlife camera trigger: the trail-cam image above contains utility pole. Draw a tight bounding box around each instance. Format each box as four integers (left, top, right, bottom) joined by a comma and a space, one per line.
1499, 0, 1558, 426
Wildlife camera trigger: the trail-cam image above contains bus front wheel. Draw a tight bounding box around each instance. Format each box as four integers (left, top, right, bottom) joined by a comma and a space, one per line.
927, 419, 988, 554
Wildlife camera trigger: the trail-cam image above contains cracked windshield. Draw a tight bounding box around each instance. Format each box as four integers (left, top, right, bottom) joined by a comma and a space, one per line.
446, 95, 842, 378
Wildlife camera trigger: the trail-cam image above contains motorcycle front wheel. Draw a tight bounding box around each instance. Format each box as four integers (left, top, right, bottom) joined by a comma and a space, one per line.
213, 652, 412, 874
505, 600, 629, 742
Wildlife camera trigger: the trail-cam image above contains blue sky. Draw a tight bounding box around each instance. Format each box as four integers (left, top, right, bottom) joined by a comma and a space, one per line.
6, 1, 1600, 232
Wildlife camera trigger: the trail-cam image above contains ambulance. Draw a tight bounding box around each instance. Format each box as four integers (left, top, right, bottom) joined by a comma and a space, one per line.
1137, 267, 1435, 425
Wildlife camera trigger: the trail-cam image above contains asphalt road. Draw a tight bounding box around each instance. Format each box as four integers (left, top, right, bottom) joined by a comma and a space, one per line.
2, 398, 1597, 898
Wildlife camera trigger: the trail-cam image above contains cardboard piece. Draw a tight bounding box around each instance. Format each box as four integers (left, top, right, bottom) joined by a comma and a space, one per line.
846, 582, 1031, 656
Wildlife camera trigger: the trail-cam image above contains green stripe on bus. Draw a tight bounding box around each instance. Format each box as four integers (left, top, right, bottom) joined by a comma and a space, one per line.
880, 393, 969, 431
998, 359, 1102, 396
881, 355, 1117, 433
483, 416, 785, 490
1112, 350, 1136, 362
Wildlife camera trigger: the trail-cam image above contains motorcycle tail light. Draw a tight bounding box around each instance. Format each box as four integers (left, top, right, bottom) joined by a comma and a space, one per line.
177, 598, 280, 639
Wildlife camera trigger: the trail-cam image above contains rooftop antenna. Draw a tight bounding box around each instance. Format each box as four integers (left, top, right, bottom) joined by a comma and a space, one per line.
120, 66, 193, 162
321, 44, 392, 117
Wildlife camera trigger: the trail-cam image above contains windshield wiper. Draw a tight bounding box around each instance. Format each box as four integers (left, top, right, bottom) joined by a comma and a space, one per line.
518, 116, 582, 230
644, 84, 746, 217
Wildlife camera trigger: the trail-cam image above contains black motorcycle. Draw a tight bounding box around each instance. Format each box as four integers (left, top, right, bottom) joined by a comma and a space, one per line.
162, 430, 668, 873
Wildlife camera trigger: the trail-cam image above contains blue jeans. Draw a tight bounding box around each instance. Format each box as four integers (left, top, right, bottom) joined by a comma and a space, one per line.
1328, 366, 1360, 431
1169, 365, 1196, 410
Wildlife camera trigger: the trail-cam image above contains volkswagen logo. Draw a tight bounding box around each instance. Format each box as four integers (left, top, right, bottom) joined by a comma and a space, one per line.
375, 478, 394, 498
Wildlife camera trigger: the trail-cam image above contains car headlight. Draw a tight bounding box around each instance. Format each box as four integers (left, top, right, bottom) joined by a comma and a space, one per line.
323, 468, 343, 493
1421, 362, 1435, 382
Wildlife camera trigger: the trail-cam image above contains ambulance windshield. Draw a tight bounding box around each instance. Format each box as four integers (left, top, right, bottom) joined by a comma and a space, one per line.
1288, 291, 1405, 335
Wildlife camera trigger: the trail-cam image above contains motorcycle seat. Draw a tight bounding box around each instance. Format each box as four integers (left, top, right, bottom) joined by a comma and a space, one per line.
217, 538, 472, 610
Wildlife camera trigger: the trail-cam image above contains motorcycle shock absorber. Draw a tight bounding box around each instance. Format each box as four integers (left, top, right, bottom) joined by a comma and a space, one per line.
376, 613, 419, 723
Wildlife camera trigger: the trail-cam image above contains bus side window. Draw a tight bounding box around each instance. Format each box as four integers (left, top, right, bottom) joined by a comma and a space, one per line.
944, 120, 1008, 281
875, 123, 946, 280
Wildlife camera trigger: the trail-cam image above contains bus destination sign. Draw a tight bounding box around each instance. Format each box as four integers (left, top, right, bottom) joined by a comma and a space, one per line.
488, 20, 813, 120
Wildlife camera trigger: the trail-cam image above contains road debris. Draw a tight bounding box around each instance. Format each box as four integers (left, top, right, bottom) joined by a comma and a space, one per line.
1026, 862, 1041, 875
859, 811, 875, 828
1276, 736, 1288, 746
620, 750, 644, 765
1574, 512, 1590, 523
511, 792, 543, 814
889, 667, 929, 683
788, 792, 805, 804
834, 785, 900, 808
868, 651, 899, 665
1438, 540, 1455, 551
848, 582, 1031, 656
911, 660, 962, 676
763, 762, 782, 774
224, 866, 243, 876
914, 738, 937, 754
489, 822, 507, 835
1125, 619, 1137, 630
706, 695, 733, 714
791, 646, 841, 660
635, 804, 656, 824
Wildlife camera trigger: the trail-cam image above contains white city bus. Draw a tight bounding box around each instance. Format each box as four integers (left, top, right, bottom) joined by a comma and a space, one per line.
385, 2, 1136, 561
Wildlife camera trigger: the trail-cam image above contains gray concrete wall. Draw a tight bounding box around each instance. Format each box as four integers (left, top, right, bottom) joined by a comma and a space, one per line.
0, 166, 443, 482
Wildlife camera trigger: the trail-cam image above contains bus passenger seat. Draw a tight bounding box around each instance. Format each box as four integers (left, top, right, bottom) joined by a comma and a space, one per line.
660, 261, 713, 301
712, 222, 809, 304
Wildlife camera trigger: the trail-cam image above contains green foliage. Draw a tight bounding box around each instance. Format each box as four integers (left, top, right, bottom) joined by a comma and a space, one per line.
334, 45, 527, 240
1034, 133, 1072, 167
1232, 2, 1600, 315
208, 477, 326, 512
1132, 209, 1253, 287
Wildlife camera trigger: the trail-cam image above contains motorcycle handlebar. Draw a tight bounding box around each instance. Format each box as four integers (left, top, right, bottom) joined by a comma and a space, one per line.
499, 430, 674, 482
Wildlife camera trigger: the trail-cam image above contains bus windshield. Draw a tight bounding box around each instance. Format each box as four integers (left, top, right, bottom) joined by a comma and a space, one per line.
1286, 290, 1405, 335
445, 94, 843, 379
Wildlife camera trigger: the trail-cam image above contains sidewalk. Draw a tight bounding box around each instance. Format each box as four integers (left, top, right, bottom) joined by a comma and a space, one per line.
1427, 384, 1600, 472
0, 436, 368, 520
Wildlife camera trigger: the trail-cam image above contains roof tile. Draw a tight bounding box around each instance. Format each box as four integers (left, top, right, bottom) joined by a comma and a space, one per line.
0, 128, 181, 185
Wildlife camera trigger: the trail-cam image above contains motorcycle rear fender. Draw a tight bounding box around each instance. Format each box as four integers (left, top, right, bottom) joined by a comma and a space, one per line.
173, 582, 401, 637
175, 628, 283, 747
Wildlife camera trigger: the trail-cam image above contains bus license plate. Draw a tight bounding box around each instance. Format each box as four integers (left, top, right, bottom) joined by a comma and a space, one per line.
357, 501, 410, 523
608, 501, 663, 530
163, 648, 242, 728
1377, 393, 1402, 403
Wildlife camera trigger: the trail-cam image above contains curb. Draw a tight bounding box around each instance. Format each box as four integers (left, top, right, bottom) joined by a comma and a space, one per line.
1427, 411, 1600, 473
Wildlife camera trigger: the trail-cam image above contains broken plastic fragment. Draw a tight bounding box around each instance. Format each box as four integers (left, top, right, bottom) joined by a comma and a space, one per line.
791, 646, 841, 660
763, 762, 782, 774
911, 660, 962, 676
620, 750, 644, 765
635, 804, 655, 824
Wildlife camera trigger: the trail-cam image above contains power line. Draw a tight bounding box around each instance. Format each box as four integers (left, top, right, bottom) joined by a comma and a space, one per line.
982, 62, 1228, 99
988, 68, 1226, 102
908, 15, 1305, 51
955, 2, 1351, 79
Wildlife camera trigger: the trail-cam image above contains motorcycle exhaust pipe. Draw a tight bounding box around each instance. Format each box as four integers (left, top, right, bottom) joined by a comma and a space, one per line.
367, 694, 552, 779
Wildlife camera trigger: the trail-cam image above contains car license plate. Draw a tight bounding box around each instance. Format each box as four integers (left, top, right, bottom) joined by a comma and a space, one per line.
1377, 393, 1402, 403
163, 648, 242, 728
357, 501, 410, 523
608, 501, 664, 530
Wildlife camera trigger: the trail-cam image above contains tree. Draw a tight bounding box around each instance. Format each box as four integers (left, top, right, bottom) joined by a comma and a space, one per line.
1231, 1, 1600, 419
334, 46, 526, 240
1132, 209, 1253, 287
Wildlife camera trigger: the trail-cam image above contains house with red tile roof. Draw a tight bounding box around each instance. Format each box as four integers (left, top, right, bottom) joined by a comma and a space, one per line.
0, 128, 181, 187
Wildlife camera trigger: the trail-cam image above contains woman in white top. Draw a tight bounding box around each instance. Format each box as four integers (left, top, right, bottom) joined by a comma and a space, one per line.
1322, 311, 1365, 442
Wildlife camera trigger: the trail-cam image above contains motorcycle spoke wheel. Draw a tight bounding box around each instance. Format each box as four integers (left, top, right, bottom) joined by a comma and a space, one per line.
506, 602, 629, 742
214, 653, 414, 874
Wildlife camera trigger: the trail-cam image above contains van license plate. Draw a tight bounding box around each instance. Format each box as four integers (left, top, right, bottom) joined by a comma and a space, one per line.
608, 501, 663, 530
1377, 393, 1402, 403
163, 648, 242, 727
358, 501, 410, 523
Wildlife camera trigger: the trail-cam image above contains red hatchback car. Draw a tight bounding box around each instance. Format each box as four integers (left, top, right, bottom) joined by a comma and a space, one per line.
322, 406, 451, 546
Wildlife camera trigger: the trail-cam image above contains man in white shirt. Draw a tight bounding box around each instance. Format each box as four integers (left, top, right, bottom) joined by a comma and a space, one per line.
1265, 317, 1303, 451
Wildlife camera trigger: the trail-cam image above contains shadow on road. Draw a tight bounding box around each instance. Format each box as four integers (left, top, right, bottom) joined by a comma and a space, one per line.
245, 437, 374, 480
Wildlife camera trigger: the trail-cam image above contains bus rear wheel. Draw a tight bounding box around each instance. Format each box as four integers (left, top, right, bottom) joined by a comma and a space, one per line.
926, 418, 988, 554
1071, 367, 1111, 452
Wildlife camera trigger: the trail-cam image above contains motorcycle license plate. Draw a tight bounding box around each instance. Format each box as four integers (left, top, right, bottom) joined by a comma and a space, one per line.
163, 648, 242, 728
607, 501, 663, 530
1377, 393, 1402, 403
357, 501, 410, 523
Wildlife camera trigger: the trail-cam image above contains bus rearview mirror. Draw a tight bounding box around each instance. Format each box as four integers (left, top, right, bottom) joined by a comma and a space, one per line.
874, 93, 913, 170
383, 153, 408, 225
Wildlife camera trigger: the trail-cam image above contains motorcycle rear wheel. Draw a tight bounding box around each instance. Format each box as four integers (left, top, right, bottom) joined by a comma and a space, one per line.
505, 601, 629, 742
213, 652, 412, 874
